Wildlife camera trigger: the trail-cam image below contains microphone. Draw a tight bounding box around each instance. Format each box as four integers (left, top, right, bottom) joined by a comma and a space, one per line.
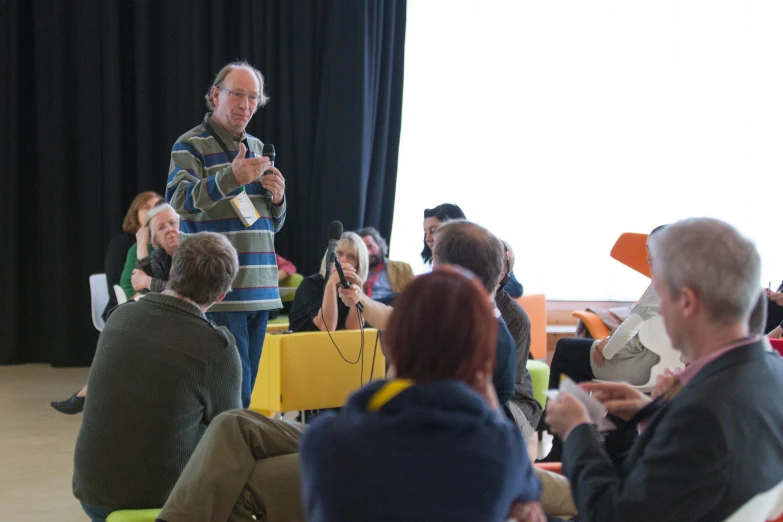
261, 143, 276, 201
325, 220, 343, 281
335, 258, 364, 312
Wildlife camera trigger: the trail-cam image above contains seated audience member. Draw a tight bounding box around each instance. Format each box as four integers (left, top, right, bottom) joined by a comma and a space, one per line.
73, 232, 242, 522
421, 202, 524, 297
355, 226, 414, 300
130, 203, 180, 296
276, 253, 297, 282
541, 225, 669, 461
341, 220, 516, 410
119, 198, 165, 299
545, 217, 783, 522
104, 191, 161, 316
765, 280, 783, 333
497, 240, 542, 440
50, 191, 161, 415
288, 231, 368, 333
157, 268, 545, 522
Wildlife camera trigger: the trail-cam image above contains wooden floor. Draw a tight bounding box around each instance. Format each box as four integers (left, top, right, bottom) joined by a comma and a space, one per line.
0, 364, 552, 521
0, 364, 90, 521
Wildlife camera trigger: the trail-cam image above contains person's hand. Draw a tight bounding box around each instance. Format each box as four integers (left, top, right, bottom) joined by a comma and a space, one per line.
596, 336, 610, 350
231, 142, 270, 186
341, 265, 362, 287
652, 368, 680, 399
338, 284, 363, 308
260, 166, 286, 205
135, 225, 150, 248
507, 501, 547, 522
545, 392, 591, 439
769, 291, 783, 307
131, 269, 152, 291
592, 343, 605, 368
580, 381, 652, 421
328, 266, 345, 288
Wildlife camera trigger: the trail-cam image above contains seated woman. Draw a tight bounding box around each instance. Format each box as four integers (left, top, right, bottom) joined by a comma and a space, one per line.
129, 203, 180, 296
540, 225, 669, 461
289, 231, 368, 332
421, 202, 524, 297
157, 267, 545, 522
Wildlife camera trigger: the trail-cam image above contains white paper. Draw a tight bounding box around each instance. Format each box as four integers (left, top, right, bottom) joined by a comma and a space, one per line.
545, 377, 616, 431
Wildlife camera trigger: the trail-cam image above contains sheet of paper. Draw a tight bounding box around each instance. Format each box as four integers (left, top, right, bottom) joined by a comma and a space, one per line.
545, 377, 616, 431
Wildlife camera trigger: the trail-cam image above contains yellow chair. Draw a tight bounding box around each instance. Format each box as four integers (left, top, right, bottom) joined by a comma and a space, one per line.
250, 329, 386, 413
526, 359, 550, 409
106, 509, 161, 522
514, 294, 547, 360
266, 322, 291, 333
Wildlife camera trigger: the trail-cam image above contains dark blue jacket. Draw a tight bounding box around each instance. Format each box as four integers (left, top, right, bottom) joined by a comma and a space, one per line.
300, 379, 540, 522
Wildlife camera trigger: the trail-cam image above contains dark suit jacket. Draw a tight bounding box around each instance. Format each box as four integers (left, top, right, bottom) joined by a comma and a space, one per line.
563, 340, 783, 522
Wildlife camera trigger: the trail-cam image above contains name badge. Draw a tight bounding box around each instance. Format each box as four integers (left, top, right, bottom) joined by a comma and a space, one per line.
231, 191, 260, 227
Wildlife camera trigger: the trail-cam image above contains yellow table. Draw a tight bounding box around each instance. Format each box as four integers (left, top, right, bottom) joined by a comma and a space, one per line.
250, 329, 386, 413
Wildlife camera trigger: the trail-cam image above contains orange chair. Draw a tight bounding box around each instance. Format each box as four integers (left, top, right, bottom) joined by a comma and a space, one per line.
514, 294, 547, 360
572, 232, 651, 339
533, 462, 563, 475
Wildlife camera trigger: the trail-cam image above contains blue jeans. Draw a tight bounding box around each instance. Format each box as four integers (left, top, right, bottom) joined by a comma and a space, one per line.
207, 310, 269, 408
81, 503, 112, 522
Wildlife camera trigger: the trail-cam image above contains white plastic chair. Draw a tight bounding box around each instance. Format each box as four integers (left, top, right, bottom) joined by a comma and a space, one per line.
724, 479, 783, 521
114, 284, 128, 305
89, 273, 110, 332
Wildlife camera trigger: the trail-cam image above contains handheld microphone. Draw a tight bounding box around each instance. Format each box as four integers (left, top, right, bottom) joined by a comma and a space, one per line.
325, 220, 343, 281
335, 258, 364, 312
261, 143, 276, 201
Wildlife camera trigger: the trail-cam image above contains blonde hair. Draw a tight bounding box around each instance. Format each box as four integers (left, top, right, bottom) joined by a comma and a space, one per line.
319, 231, 369, 283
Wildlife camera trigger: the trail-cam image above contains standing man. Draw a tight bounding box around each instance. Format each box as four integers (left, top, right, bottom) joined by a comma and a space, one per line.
356, 226, 414, 300
167, 61, 286, 408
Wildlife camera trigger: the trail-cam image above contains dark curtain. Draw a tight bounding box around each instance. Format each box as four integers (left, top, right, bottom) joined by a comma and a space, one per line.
0, 0, 406, 366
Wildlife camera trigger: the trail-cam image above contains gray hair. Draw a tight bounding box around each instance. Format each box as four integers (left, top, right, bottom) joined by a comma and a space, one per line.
648, 217, 761, 324
356, 226, 389, 258
205, 60, 270, 111
433, 220, 504, 295
145, 203, 178, 249
319, 231, 370, 283
167, 232, 239, 306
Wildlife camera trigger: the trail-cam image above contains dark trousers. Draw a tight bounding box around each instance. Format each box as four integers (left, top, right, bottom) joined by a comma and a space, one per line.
549, 337, 595, 390
767, 300, 783, 334
207, 310, 270, 408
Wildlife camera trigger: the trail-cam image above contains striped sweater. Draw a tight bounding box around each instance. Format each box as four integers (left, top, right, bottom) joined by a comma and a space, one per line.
166, 113, 286, 312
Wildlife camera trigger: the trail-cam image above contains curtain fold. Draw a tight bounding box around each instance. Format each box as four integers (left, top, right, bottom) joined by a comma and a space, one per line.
0, 0, 407, 365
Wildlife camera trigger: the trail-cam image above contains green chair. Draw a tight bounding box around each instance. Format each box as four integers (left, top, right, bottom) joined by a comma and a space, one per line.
279, 273, 304, 303
106, 509, 161, 522
526, 359, 550, 409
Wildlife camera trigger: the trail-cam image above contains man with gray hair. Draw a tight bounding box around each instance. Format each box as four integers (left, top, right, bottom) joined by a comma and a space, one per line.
545, 217, 783, 521
167, 60, 287, 408
73, 232, 243, 520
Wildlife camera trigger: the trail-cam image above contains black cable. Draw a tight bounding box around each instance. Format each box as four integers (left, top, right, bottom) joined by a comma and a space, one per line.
369, 328, 380, 383
319, 306, 361, 365
358, 307, 364, 387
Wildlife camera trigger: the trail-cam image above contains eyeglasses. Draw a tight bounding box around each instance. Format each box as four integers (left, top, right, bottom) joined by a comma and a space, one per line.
217, 86, 261, 105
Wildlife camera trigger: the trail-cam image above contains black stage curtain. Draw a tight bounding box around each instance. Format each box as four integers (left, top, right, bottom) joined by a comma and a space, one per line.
0, 0, 407, 365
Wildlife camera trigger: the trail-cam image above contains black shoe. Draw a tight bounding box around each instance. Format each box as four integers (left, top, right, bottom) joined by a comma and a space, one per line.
51, 394, 85, 415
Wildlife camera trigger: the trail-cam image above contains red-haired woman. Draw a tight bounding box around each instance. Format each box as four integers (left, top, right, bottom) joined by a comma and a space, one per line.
300, 266, 544, 522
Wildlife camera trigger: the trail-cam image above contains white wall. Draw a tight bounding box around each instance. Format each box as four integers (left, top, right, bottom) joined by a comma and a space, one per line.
389, 0, 783, 300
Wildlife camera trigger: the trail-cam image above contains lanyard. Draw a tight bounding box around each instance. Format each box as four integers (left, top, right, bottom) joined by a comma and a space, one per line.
203, 115, 250, 190
365, 259, 385, 298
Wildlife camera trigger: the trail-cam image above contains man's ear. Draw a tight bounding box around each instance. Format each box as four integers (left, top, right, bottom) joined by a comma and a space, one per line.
680, 286, 699, 319
210, 85, 220, 108
214, 292, 227, 304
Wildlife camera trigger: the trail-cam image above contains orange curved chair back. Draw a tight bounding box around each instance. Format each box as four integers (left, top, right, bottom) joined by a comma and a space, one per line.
610, 233, 650, 278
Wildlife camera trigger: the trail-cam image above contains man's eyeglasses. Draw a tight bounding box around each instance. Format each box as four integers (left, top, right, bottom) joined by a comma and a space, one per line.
217, 86, 260, 105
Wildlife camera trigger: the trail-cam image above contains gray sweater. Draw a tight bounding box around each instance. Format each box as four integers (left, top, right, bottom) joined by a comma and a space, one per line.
73, 293, 242, 510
